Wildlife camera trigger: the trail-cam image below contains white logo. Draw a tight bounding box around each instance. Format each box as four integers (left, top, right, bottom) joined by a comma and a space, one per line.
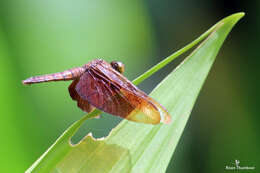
225, 160, 255, 170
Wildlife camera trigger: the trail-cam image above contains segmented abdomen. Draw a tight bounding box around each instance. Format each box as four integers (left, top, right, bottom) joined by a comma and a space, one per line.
22, 67, 84, 85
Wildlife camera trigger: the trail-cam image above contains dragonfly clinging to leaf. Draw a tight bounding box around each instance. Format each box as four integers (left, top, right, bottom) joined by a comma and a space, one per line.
23, 59, 171, 124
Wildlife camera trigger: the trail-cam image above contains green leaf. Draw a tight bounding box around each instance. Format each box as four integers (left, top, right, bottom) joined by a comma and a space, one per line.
26, 12, 244, 173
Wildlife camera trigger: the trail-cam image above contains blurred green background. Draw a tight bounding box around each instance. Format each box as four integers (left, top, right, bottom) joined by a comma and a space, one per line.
0, 0, 259, 172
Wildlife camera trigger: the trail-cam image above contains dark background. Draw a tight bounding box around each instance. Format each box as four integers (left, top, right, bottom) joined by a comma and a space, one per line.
0, 0, 259, 172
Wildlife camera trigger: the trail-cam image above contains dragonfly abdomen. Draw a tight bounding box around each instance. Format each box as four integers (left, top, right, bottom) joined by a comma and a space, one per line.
22, 67, 85, 85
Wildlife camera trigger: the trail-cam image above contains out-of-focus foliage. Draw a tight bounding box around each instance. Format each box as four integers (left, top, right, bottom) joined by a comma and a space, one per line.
0, 0, 259, 173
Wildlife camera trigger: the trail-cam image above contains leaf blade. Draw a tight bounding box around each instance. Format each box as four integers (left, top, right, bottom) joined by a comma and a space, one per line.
104, 12, 244, 173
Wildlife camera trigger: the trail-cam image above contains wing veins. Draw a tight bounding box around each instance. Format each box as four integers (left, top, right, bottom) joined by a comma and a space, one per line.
92, 65, 159, 114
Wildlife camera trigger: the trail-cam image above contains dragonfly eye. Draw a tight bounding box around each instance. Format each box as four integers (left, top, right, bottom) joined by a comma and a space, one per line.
110, 61, 125, 74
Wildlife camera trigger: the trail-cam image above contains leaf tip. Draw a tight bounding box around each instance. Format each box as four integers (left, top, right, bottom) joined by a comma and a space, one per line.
232, 12, 245, 20
226, 12, 245, 24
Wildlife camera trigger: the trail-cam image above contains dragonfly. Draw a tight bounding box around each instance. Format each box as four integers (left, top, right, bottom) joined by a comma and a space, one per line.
23, 59, 171, 124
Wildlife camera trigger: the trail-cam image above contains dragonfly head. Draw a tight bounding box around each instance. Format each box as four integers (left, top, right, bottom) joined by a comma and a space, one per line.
110, 61, 125, 74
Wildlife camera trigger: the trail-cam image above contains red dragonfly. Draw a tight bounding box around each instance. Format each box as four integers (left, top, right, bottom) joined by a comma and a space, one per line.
23, 59, 171, 124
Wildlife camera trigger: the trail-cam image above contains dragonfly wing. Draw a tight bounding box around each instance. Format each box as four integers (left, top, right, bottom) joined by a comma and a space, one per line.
75, 69, 134, 117
69, 79, 94, 113
95, 62, 171, 124
75, 68, 171, 124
